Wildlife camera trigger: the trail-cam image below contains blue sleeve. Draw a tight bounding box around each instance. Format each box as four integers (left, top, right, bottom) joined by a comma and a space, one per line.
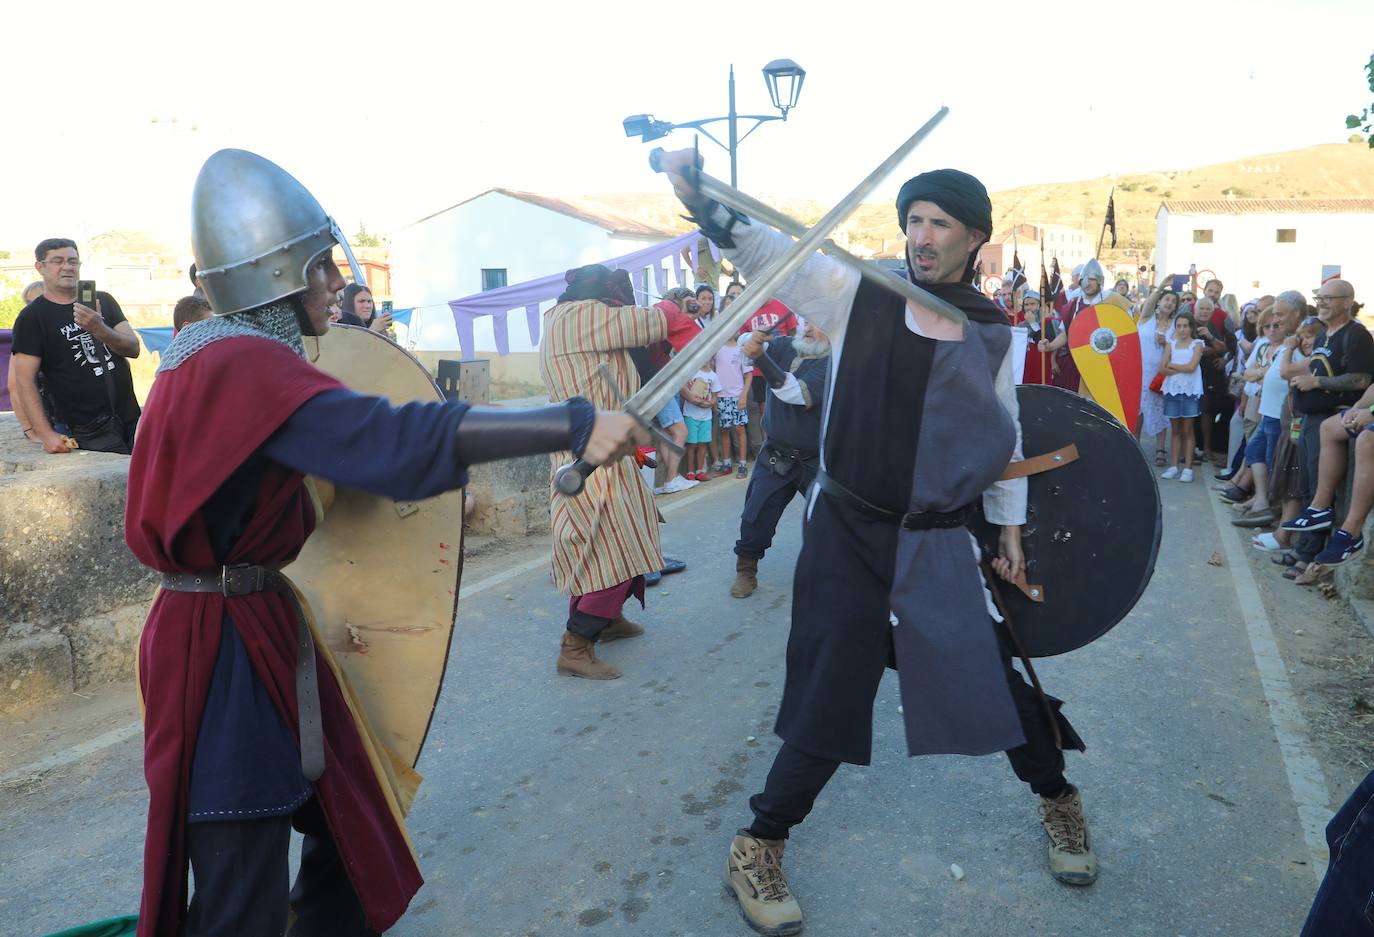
263, 388, 472, 501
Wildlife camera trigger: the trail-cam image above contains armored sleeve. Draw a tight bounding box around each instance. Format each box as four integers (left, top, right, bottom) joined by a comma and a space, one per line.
700, 203, 858, 339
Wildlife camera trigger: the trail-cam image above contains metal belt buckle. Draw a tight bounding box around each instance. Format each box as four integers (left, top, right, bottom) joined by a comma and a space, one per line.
221, 563, 264, 597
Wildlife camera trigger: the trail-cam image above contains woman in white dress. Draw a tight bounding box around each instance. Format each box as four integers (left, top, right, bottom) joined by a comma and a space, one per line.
1136, 285, 1177, 465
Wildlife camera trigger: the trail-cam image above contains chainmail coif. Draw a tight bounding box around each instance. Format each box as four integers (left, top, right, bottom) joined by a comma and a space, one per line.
157, 299, 305, 373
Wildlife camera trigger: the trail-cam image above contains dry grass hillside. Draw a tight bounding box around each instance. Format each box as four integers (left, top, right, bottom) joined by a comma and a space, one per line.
585, 141, 1374, 263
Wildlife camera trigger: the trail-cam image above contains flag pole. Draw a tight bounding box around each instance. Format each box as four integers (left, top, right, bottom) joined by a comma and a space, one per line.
1095, 184, 1115, 257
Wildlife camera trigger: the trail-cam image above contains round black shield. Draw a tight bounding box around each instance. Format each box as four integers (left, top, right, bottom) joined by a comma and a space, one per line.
972, 385, 1162, 657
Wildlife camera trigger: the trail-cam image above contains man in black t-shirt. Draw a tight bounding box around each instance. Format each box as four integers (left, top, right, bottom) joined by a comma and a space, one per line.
1279, 279, 1374, 565
10, 238, 142, 454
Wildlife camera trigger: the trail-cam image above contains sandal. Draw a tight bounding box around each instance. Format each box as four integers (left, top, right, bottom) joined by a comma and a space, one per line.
1155, 449, 1168, 467
1271, 550, 1298, 567
1283, 561, 1310, 581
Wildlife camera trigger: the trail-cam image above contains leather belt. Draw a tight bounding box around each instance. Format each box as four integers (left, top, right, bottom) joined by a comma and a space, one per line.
160, 564, 325, 781
815, 470, 972, 531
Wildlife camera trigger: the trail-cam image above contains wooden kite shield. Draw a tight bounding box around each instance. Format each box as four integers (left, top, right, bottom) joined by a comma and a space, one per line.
972, 385, 1162, 657
1067, 297, 1142, 433
285, 325, 463, 768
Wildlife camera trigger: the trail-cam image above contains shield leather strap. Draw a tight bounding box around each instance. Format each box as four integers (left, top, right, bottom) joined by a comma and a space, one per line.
160, 564, 325, 781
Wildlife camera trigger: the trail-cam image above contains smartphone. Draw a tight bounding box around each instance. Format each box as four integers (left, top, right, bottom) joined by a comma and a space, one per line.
381, 300, 393, 314
77, 280, 97, 306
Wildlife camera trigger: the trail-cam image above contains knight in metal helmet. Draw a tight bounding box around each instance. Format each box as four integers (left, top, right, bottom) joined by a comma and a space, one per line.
1039, 256, 1110, 395
124, 149, 646, 937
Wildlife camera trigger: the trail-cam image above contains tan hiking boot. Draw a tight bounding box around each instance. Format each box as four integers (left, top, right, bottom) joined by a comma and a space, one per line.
597, 616, 645, 642
725, 830, 803, 936
556, 632, 621, 680
730, 556, 759, 599
1039, 785, 1097, 885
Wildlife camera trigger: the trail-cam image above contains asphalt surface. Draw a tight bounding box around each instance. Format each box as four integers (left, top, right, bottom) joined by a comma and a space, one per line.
0, 464, 1352, 937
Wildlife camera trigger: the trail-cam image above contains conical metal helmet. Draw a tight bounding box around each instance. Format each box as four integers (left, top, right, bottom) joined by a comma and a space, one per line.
1080, 257, 1106, 287
191, 149, 343, 316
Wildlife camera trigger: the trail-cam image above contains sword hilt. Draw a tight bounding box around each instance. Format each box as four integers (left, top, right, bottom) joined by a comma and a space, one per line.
554, 459, 596, 497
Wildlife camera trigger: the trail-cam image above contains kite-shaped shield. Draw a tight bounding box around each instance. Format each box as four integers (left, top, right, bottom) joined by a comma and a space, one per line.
1068, 301, 1141, 432
285, 325, 463, 768
972, 385, 1161, 657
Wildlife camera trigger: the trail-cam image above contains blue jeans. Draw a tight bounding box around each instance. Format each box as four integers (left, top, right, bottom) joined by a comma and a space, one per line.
1301, 768, 1374, 935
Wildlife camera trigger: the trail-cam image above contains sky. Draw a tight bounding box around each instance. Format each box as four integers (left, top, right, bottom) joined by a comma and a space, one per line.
1, 0, 1372, 251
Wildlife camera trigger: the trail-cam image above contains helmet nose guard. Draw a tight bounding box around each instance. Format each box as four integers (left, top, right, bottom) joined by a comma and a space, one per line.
191, 149, 342, 316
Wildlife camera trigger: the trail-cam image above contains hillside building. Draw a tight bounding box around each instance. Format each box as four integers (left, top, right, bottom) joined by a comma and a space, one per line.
1155, 199, 1374, 295
977, 223, 1093, 288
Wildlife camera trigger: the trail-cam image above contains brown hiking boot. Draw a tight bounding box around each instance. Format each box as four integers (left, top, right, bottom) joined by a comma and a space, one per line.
725, 830, 803, 936
730, 556, 759, 599
597, 616, 645, 642
556, 632, 621, 680
1039, 785, 1097, 885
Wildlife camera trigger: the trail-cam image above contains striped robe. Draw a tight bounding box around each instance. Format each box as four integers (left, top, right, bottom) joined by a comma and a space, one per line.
541, 300, 668, 596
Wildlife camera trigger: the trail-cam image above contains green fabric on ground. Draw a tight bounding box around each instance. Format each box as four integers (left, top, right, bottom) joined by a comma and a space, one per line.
42, 915, 137, 937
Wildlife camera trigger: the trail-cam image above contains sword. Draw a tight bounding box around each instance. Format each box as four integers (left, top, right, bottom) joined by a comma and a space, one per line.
554, 107, 950, 496
656, 155, 967, 326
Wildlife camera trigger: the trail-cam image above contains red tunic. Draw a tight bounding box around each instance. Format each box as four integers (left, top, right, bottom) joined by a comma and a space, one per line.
125, 336, 422, 936
1051, 293, 1097, 392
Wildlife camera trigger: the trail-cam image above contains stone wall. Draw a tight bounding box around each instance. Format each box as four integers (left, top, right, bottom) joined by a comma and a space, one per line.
0, 410, 555, 714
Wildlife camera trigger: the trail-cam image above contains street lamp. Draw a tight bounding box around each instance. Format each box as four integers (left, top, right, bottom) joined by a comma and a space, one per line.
623, 60, 807, 187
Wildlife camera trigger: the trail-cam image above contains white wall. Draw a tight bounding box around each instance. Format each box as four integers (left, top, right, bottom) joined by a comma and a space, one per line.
390, 193, 661, 353
1155, 209, 1374, 297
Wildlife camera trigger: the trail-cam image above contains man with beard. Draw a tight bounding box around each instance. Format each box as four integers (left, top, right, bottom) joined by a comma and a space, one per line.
659, 153, 1093, 936
728, 321, 831, 599
1041, 257, 1109, 395
124, 150, 643, 937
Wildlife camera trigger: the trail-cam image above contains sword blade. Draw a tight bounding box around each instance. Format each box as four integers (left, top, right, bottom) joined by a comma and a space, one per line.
690, 172, 967, 326
626, 106, 950, 420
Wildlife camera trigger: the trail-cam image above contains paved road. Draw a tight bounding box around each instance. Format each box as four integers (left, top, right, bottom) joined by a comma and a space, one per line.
1, 466, 1353, 936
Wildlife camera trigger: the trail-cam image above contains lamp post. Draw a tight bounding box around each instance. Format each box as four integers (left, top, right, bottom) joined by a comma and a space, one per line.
623, 59, 805, 187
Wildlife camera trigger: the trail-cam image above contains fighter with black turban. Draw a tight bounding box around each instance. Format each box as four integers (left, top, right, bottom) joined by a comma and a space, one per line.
658, 153, 1095, 936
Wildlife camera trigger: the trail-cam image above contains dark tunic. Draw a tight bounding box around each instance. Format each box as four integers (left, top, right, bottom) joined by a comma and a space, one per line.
776, 277, 1025, 763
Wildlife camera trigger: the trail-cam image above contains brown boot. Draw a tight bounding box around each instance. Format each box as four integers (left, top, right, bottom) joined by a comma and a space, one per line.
725, 830, 803, 935
1039, 784, 1097, 885
597, 616, 645, 642
730, 556, 759, 598
556, 632, 621, 680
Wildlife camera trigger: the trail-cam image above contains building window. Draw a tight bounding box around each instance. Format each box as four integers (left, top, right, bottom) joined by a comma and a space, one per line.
1276, 229, 1297, 243
481, 268, 507, 291
1192, 229, 1213, 244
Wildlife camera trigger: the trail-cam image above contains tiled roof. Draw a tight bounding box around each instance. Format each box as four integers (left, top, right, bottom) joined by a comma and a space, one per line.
1160, 198, 1374, 215
407, 188, 680, 238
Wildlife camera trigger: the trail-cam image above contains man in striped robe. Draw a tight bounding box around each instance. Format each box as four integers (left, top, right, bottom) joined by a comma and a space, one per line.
541, 265, 701, 679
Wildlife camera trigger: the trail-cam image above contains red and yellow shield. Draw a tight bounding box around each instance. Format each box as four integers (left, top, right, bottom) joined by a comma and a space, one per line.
1067, 301, 1141, 433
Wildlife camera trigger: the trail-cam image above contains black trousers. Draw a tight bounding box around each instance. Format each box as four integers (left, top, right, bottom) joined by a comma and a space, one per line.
734, 454, 817, 561
186, 797, 377, 937
748, 647, 1073, 841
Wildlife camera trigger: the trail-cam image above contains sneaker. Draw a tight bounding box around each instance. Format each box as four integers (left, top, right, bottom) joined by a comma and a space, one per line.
1316, 530, 1366, 566
1039, 786, 1098, 886
658, 476, 697, 495
737, 461, 749, 478
1281, 506, 1334, 533
1160, 466, 1180, 480
726, 830, 803, 936
1179, 468, 1193, 482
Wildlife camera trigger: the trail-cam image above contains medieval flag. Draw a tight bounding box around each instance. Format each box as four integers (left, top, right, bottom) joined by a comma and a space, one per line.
1009, 244, 1027, 292
1047, 257, 1063, 301
1104, 191, 1118, 249
1039, 240, 1052, 302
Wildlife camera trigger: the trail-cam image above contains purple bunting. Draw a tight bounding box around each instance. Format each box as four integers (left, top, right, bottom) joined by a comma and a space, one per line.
525, 305, 541, 346
492, 310, 510, 356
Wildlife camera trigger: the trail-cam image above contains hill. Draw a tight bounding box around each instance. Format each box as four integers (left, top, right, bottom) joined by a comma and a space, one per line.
582, 141, 1374, 264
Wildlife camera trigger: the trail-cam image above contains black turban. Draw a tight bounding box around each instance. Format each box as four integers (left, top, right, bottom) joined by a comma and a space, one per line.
895, 169, 993, 239
557, 264, 636, 307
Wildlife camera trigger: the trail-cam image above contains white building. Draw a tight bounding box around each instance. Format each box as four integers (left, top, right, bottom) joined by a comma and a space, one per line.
390, 189, 683, 351
1155, 199, 1374, 296
977, 223, 1093, 288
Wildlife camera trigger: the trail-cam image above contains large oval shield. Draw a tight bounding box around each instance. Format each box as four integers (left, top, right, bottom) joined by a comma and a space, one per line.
1068, 301, 1142, 434
285, 325, 463, 767
973, 384, 1161, 657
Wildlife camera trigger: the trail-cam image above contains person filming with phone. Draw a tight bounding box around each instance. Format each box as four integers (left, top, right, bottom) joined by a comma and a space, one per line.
10, 238, 142, 454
